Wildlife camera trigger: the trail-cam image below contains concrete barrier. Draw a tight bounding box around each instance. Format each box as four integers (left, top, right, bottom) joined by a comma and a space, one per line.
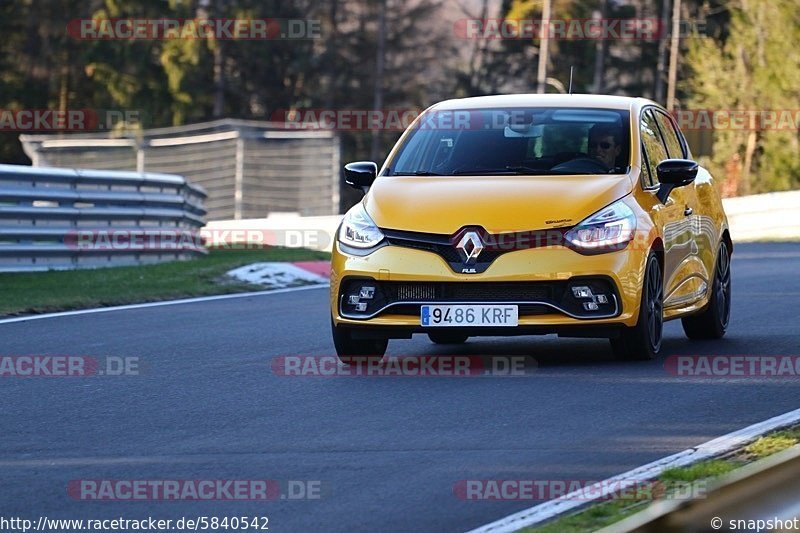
722, 190, 800, 242
203, 190, 800, 252
204, 212, 341, 252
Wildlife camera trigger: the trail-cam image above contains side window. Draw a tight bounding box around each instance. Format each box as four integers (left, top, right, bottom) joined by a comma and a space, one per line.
640, 109, 669, 187
652, 110, 685, 159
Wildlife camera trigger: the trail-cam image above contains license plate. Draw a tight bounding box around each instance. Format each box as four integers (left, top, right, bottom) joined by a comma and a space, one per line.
421, 305, 518, 327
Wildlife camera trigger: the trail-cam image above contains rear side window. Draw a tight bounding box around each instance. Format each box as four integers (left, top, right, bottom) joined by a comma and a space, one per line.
652, 110, 685, 159
640, 109, 669, 187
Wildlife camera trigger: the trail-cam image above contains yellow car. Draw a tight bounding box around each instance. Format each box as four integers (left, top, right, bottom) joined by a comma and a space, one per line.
330, 95, 732, 362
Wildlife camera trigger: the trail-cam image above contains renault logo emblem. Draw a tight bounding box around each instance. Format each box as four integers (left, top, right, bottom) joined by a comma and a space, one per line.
456, 231, 484, 264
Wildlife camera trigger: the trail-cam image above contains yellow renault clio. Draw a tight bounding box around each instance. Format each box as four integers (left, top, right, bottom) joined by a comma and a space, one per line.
330, 94, 732, 362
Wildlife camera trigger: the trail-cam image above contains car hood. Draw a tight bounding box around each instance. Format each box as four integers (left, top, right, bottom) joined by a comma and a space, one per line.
364, 174, 634, 234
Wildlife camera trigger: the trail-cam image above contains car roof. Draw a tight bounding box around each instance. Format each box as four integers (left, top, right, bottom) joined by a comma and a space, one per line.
429, 94, 657, 112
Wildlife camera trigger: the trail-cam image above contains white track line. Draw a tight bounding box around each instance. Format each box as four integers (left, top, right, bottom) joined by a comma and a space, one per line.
0, 283, 329, 325
467, 406, 800, 533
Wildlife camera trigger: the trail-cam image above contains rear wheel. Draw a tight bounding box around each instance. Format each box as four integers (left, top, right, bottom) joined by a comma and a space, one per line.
331, 319, 387, 365
611, 252, 663, 361
681, 241, 731, 339
428, 331, 469, 345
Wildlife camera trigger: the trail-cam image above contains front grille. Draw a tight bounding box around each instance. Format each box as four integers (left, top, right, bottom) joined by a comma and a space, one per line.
385, 282, 550, 302
382, 227, 571, 274
395, 283, 437, 301
339, 278, 620, 320
384, 238, 504, 266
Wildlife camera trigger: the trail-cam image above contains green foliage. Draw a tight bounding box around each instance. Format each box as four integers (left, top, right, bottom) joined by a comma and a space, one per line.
685, 0, 800, 194
1, 0, 797, 198
660, 460, 736, 482
505, 0, 663, 96
0, 0, 450, 182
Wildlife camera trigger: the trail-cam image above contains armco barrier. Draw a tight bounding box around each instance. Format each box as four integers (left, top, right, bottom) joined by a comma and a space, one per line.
0, 164, 207, 271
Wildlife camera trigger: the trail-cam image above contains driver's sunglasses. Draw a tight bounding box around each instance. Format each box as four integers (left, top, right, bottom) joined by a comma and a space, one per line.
589, 140, 613, 150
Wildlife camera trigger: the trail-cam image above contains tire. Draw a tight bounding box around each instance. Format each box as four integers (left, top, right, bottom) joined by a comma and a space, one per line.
681, 241, 731, 340
428, 331, 469, 345
331, 319, 387, 365
610, 252, 664, 361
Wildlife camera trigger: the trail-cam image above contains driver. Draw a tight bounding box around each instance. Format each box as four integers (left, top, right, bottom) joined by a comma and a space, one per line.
588, 124, 623, 169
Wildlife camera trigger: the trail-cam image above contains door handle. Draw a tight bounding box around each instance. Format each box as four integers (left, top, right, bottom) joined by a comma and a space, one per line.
684, 206, 693, 216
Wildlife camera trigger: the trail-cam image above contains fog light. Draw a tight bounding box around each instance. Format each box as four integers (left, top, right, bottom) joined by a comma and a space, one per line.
583, 302, 599, 311
572, 286, 593, 298
348, 295, 361, 305
360, 286, 376, 299
596, 294, 608, 304
355, 302, 368, 312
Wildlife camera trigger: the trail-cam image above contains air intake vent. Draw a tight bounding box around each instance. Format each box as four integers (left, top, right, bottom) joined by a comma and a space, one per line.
395, 283, 437, 301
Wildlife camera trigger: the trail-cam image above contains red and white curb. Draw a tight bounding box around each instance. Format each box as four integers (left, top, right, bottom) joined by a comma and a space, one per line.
292, 261, 332, 278
467, 406, 800, 533
226, 261, 330, 287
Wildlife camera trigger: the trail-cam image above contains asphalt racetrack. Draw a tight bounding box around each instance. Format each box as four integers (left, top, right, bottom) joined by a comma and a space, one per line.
1, 242, 799, 532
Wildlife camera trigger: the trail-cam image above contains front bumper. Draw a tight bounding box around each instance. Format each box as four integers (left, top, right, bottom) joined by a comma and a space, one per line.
331, 241, 647, 333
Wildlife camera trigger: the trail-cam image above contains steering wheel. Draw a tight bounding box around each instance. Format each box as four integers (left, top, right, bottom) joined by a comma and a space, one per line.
551, 156, 611, 174
552, 151, 589, 164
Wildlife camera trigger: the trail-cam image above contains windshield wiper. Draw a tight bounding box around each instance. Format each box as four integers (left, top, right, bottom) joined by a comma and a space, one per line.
394, 168, 592, 176
392, 170, 445, 176
450, 169, 517, 175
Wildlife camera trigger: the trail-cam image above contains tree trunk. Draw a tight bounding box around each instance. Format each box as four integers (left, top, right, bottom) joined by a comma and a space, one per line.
213, 42, 225, 118
212, 0, 225, 118
592, 1, 608, 94
666, 0, 682, 110
741, 130, 757, 195
536, 0, 551, 94
467, 0, 489, 94
323, 0, 339, 109
370, 0, 387, 162
654, 0, 671, 103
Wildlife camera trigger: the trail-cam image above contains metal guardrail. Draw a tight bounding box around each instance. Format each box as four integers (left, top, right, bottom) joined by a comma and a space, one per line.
0, 164, 207, 272
598, 445, 800, 532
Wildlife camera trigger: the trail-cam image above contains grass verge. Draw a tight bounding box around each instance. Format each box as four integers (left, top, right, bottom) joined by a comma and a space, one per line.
526, 425, 800, 532
0, 247, 329, 317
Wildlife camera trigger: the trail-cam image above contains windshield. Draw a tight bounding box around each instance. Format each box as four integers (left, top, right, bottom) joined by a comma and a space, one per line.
387, 107, 630, 176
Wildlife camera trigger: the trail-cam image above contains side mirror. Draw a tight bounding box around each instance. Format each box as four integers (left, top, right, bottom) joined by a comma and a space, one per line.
656, 159, 698, 203
344, 161, 378, 193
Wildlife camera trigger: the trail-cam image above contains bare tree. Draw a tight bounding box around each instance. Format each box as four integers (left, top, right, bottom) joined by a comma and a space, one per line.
592, 0, 609, 94
536, 0, 552, 93
370, 0, 387, 161
654, 0, 671, 103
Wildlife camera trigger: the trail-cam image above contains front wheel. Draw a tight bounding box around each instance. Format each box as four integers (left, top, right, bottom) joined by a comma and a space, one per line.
331, 319, 388, 365
610, 252, 663, 361
681, 241, 731, 339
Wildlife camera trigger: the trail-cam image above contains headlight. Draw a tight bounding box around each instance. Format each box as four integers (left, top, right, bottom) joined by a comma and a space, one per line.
564, 199, 636, 251
338, 203, 384, 248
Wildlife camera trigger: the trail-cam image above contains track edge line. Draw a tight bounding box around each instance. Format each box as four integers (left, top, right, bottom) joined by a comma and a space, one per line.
466, 406, 800, 533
